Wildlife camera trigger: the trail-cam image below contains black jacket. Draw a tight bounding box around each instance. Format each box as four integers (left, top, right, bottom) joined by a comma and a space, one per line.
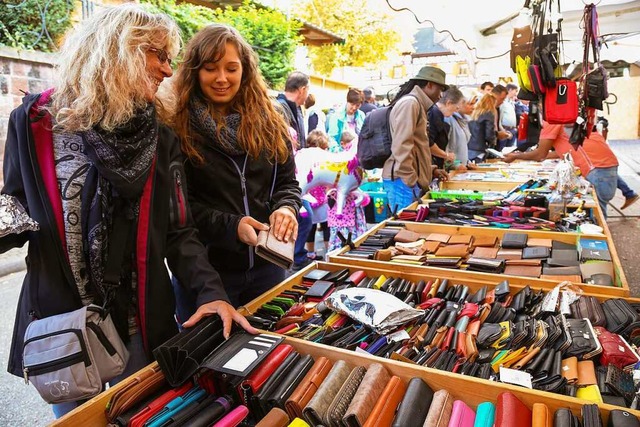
184, 133, 301, 272
468, 112, 497, 153
427, 105, 450, 168
1, 91, 229, 377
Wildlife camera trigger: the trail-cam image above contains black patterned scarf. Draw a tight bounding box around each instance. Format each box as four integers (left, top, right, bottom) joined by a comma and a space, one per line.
189, 97, 244, 156
80, 104, 158, 338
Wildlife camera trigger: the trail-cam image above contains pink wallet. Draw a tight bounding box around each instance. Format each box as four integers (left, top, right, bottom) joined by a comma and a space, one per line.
448, 400, 476, 427
212, 405, 249, 427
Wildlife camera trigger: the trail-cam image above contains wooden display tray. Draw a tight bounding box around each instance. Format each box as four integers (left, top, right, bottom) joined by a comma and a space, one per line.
327, 221, 629, 297
52, 262, 639, 426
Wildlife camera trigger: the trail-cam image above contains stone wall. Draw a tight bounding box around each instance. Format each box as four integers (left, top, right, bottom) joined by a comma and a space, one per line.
0, 47, 56, 184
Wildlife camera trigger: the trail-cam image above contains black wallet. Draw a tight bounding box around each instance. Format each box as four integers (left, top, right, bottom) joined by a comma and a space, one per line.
522, 246, 551, 259
554, 407, 581, 427
608, 409, 640, 427
305, 280, 335, 299
466, 257, 505, 273
251, 351, 300, 419
201, 332, 283, 396
153, 316, 226, 386
391, 377, 434, 427
303, 269, 332, 282
582, 403, 603, 427
324, 268, 351, 283
502, 233, 528, 249
267, 354, 315, 410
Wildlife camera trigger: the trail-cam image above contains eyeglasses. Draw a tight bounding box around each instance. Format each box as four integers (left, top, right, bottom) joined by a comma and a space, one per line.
148, 47, 172, 67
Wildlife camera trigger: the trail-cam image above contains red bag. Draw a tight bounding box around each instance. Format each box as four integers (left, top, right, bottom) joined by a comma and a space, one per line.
517, 112, 529, 141
545, 78, 579, 124
595, 326, 640, 369
528, 65, 546, 95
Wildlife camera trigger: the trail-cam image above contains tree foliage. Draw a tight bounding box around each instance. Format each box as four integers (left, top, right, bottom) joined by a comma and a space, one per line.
0, 0, 74, 52
295, 0, 400, 75
145, 0, 301, 89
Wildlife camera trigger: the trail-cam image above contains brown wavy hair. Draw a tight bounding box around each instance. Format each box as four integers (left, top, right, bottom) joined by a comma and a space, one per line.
471, 93, 497, 120
171, 24, 290, 164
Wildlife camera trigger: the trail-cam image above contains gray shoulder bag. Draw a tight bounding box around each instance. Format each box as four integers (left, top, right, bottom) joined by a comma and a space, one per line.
22, 203, 132, 404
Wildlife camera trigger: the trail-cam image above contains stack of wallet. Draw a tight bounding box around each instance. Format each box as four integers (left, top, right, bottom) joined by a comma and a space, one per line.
244, 267, 640, 410
341, 226, 611, 284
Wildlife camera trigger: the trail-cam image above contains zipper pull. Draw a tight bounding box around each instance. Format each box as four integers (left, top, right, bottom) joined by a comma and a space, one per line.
23, 367, 29, 384
174, 169, 182, 186
240, 175, 247, 197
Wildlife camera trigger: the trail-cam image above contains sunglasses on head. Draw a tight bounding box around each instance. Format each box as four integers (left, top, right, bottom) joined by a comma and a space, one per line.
148, 47, 172, 67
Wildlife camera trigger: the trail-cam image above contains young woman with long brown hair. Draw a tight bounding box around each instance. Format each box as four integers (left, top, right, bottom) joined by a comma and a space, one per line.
168, 24, 301, 311
467, 93, 498, 162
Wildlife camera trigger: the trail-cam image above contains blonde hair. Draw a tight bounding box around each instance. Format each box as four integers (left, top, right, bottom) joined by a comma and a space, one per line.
172, 24, 290, 164
51, 4, 181, 132
307, 129, 329, 149
471, 93, 497, 120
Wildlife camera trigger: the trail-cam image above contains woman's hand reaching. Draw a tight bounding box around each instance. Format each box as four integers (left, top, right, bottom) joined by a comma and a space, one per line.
237, 216, 269, 246
269, 207, 298, 243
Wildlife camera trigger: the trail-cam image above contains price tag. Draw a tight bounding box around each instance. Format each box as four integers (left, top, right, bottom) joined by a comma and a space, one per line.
499, 367, 533, 389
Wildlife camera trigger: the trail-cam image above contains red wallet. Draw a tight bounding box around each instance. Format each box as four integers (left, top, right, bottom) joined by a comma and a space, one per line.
237, 343, 295, 402
495, 391, 532, 427
129, 383, 193, 427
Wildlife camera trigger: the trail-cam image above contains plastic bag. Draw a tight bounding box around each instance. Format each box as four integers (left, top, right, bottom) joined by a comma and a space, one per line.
324, 288, 424, 335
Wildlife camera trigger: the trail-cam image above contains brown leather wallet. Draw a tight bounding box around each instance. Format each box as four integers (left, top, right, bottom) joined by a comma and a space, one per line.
256, 407, 290, 427
303, 360, 352, 427
504, 265, 542, 278
423, 389, 454, 427
424, 233, 452, 243
286, 356, 333, 419
505, 259, 542, 266
255, 228, 294, 269
512, 346, 540, 370
532, 402, 552, 427
423, 241, 442, 254
527, 238, 553, 248
395, 229, 421, 243
326, 366, 367, 427
435, 244, 470, 257
344, 364, 391, 427
449, 234, 473, 245
472, 235, 498, 247
363, 376, 406, 427
577, 360, 597, 386
496, 248, 523, 260
561, 357, 578, 384
106, 365, 165, 422
540, 274, 583, 283
472, 246, 499, 259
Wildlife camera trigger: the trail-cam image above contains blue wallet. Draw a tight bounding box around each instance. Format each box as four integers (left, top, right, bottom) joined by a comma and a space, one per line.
473, 402, 495, 427
145, 387, 207, 427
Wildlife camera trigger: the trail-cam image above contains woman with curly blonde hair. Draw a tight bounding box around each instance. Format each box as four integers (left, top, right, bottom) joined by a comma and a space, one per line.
468, 93, 498, 162
1, 5, 254, 417
169, 24, 301, 310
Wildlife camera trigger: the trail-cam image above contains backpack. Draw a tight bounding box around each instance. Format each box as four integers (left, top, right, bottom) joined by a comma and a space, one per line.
357, 94, 417, 170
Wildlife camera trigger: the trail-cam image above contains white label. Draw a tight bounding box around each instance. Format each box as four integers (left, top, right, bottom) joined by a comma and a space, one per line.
387, 330, 411, 343
222, 348, 258, 372
499, 367, 533, 389
355, 347, 369, 354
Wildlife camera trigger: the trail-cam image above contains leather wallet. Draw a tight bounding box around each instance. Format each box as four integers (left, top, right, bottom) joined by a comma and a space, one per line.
504, 265, 541, 278
256, 407, 290, 427
354, 377, 403, 427
595, 326, 640, 369
252, 352, 301, 418
343, 363, 390, 427
255, 228, 295, 269
497, 249, 523, 260
553, 408, 580, 427
449, 400, 476, 427
608, 410, 640, 427
532, 403, 551, 427
303, 360, 352, 427
325, 366, 367, 427
305, 280, 335, 300
576, 385, 603, 403
502, 233, 528, 249
286, 356, 333, 420
473, 247, 499, 259
435, 244, 470, 257
163, 394, 230, 426
153, 316, 225, 387
561, 357, 578, 384
425, 233, 451, 243
494, 391, 532, 427
391, 377, 434, 427
268, 354, 316, 411
395, 229, 421, 243
577, 360, 597, 386
127, 383, 188, 427
522, 246, 550, 259
239, 343, 295, 404
106, 364, 166, 422
473, 235, 498, 247
213, 404, 249, 427
582, 403, 603, 427
527, 238, 553, 248
423, 389, 454, 427
474, 402, 496, 427
449, 234, 473, 245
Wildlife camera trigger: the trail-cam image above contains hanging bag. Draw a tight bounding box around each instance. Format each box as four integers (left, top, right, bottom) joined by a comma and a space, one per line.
22, 201, 133, 403
545, 78, 579, 124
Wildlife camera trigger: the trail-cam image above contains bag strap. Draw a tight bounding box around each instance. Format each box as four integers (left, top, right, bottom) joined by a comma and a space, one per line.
101, 198, 135, 312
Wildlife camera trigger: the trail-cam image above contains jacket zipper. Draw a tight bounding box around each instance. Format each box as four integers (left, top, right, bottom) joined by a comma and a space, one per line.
169, 162, 187, 228
86, 322, 117, 356
214, 150, 254, 269
25, 100, 81, 309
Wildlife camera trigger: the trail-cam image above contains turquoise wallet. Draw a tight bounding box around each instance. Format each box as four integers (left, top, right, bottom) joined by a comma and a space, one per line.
473, 402, 496, 427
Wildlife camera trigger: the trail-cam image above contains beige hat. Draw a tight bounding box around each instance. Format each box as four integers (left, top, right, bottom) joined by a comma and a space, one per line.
412, 66, 449, 90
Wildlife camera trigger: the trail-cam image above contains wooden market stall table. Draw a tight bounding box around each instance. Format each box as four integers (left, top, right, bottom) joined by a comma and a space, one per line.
327, 220, 630, 297
52, 261, 640, 426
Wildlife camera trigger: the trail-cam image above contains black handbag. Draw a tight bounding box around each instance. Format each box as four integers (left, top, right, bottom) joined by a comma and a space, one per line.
564, 318, 599, 359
